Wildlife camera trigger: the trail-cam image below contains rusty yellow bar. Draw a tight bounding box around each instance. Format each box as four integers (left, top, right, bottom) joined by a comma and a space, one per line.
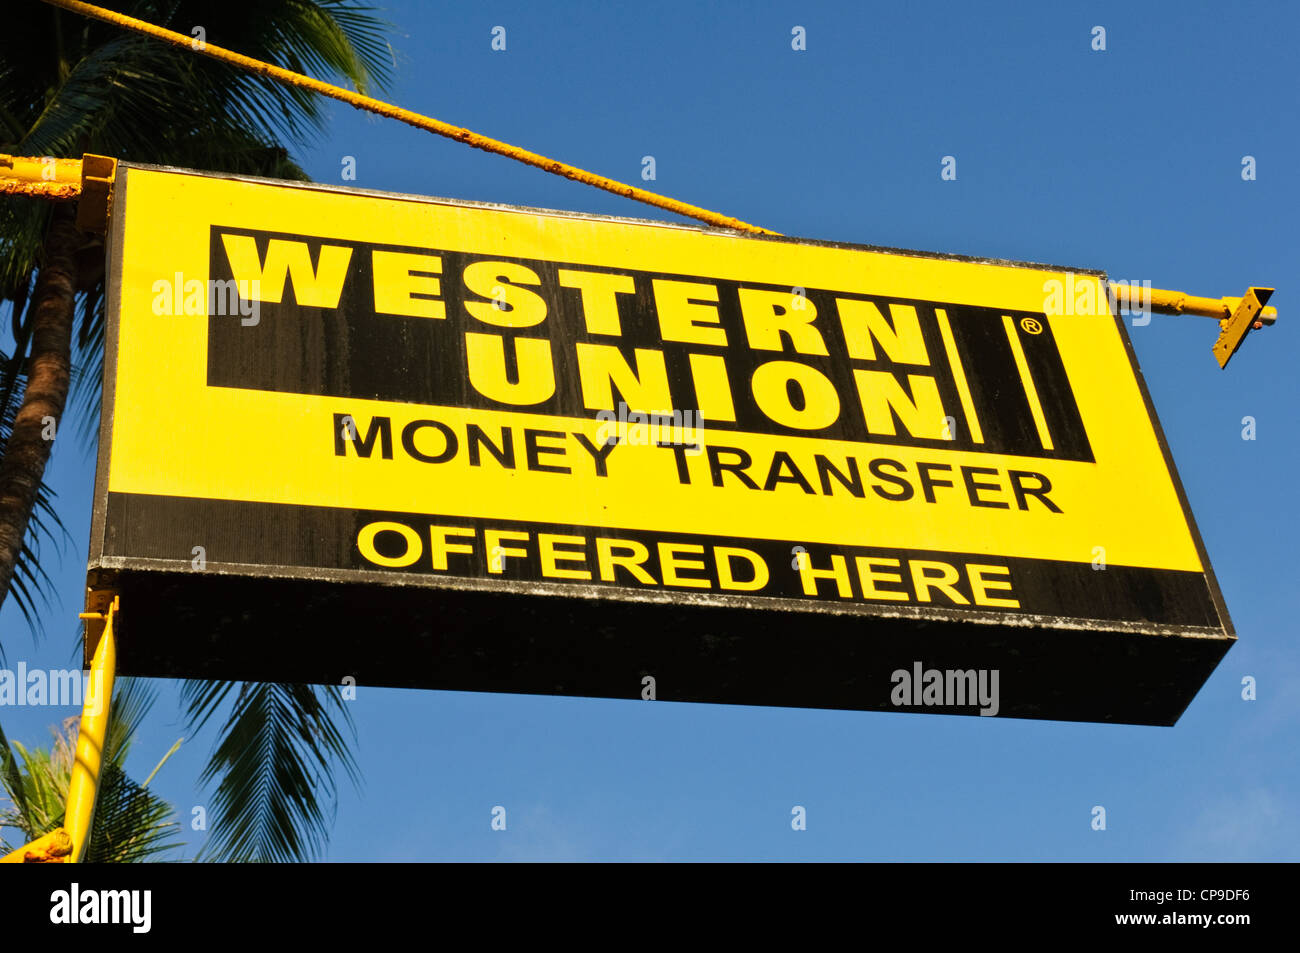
1147, 286, 1278, 324
0, 828, 73, 863
0, 153, 117, 232
0, 153, 83, 200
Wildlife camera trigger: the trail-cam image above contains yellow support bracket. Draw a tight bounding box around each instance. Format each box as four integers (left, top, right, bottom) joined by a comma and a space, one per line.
1212, 287, 1274, 370
76, 154, 117, 233
1139, 284, 1278, 369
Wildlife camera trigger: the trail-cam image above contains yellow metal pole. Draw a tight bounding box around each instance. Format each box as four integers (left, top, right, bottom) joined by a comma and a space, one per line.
0, 153, 117, 232
1146, 286, 1278, 324
0, 154, 83, 200
65, 595, 119, 863
39, 0, 777, 235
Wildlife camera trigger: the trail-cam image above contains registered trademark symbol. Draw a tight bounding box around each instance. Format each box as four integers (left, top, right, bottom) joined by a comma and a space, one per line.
1020, 317, 1043, 335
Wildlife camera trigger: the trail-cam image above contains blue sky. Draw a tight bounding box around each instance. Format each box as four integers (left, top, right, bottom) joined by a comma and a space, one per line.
3, 0, 1298, 860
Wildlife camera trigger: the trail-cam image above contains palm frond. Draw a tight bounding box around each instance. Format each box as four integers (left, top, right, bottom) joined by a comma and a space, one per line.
0, 203, 46, 302
102, 676, 155, 768
5, 536, 61, 647
182, 680, 359, 862
12, 2, 393, 164
0, 730, 71, 841
0, 718, 29, 832
84, 762, 181, 862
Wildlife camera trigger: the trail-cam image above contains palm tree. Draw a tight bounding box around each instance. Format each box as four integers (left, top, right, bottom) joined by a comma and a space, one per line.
0, 0, 393, 861
1, 678, 184, 862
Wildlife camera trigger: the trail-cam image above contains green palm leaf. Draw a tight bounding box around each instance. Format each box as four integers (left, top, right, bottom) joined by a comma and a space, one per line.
182, 681, 359, 862
0, 718, 30, 832
84, 762, 181, 863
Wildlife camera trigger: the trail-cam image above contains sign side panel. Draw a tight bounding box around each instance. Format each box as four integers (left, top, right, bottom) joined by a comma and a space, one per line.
86, 164, 129, 585
1108, 299, 1235, 642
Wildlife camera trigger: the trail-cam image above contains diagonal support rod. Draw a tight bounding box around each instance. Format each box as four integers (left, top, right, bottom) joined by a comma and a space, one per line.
66, 594, 119, 863
39, 0, 776, 235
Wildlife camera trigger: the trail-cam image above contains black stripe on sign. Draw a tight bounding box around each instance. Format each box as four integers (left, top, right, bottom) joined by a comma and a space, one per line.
101, 492, 1218, 629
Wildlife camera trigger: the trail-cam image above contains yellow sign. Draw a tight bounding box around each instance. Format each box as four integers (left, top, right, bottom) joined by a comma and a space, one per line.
88, 165, 1232, 721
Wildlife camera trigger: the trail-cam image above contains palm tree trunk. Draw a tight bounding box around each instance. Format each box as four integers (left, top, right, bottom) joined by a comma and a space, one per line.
0, 202, 77, 611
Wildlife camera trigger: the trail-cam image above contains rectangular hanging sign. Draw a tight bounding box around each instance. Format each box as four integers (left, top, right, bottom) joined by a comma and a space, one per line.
87, 164, 1234, 724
